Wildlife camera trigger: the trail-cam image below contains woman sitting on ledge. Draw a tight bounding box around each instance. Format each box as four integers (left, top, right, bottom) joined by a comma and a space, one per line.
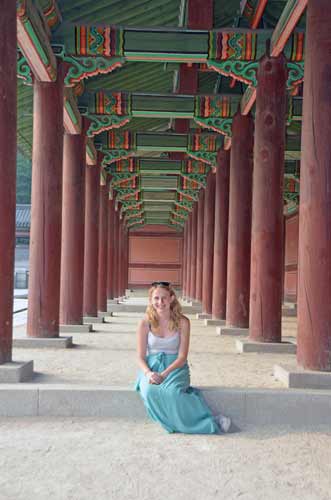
135, 281, 231, 434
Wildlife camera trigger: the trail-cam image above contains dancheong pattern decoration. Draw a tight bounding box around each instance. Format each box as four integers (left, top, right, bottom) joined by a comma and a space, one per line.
194, 96, 236, 136
42, 0, 62, 29
109, 158, 137, 173
184, 160, 209, 174
284, 176, 299, 194
107, 131, 135, 150
74, 26, 124, 57
195, 96, 233, 118
209, 31, 259, 61
94, 92, 131, 115
87, 115, 131, 137
242, 0, 255, 24
181, 160, 209, 187
188, 134, 219, 152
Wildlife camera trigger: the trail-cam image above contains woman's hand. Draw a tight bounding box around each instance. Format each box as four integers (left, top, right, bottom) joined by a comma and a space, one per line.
147, 371, 164, 385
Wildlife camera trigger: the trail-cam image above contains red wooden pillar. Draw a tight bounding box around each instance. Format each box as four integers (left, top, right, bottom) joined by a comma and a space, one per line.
212, 150, 230, 319
189, 204, 198, 300
202, 172, 216, 314
297, 0, 331, 371
124, 227, 129, 292
181, 224, 187, 296
97, 177, 109, 313
249, 52, 287, 342
196, 188, 205, 302
27, 67, 64, 338
118, 219, 124, 297
226, 111, 254, 328
112, 208, 119, 298
125, 227, 129, 291
118, 217, 124, 297
107, 198, 115, 300
60, 129, 86, 325
186, 214, 192, 299
83, 160, 100, 317
0, 0, 16, 361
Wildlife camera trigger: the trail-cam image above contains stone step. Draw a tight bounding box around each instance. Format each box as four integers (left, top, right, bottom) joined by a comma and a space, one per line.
1, 385, 331, 426
107, 304, 202, 314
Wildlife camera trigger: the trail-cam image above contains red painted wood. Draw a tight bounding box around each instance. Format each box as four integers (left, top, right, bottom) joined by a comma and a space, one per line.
97, 180, 109, 312
119, 219, 125, 296
212, 150, 230, 319
83, 163, 100, 316
112, 209, 120, 298
187, 0, 214, 29
202, 172, 216, 314
249, 52, 287, 343
189, 203, 198, 300
226, 112, 254, 328
182, 224, 187, 295
27, 69, 64, 338
297, 0, 331, 371
107, 199, 115, 299
0, 0, 16, 361
284, 214, 298, 302
196, 188, 205, 302
186, 214, 192, 299
60, 132, 86, 325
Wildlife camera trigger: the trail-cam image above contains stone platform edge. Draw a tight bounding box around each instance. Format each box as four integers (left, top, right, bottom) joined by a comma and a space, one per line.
0, 385, 331, 426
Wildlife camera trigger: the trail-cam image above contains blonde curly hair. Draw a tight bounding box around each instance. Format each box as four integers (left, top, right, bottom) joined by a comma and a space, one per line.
146, 283, 183, 332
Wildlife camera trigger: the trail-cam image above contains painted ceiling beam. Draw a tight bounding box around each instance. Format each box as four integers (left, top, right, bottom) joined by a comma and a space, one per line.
98, 131, 222, 167
241, 0, 308, 115
17, 0, 57, 82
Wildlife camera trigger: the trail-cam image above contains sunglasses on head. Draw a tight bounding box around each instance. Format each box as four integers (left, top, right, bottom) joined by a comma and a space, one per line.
152, 281, 171, 287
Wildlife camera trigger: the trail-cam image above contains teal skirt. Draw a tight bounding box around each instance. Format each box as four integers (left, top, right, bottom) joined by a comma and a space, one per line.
135, 352, 219, 434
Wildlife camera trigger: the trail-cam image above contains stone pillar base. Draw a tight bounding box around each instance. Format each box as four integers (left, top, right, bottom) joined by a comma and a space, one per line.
60, 324, 93, 333
216, 326, 249, 336
196, 313, 212, 320
186, 300, 201, 307
107, 299, 119, 305
13, 337, 72, 349
236, 339, 296, 354
274, 364, 331, 389
0, 361, 34, 383
83, 316, 105, 324
204, 318, 226, 327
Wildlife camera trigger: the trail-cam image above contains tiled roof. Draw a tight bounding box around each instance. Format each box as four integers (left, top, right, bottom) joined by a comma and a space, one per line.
16, 204, 31, 230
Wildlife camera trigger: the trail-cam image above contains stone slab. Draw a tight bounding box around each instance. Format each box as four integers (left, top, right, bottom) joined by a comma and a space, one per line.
217, 326, 249, 336
0, 360, 34, 383
204, 319, 226, 327
83, 316, 105, 324
107, 304, 202, 314
236, 339, 297, 354
38, 385, 147, 418
196, 313, 212, 320
0, 385, 331, 425
274, 364, 331, 390
60, 324, 92, 333
107, 299, 119, 305
0, 385, 38, 416
13, 337, 73, 349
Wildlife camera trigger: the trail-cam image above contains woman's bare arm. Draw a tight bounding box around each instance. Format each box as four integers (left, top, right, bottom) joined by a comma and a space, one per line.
160, 316, 190, 379
136, 318, 151, 375
136, 318, 163, 384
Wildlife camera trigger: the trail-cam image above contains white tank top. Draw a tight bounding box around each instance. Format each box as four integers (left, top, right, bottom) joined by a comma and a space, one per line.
147, 330, 180, 355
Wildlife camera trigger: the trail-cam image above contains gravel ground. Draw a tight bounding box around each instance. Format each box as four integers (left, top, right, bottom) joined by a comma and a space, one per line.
0, 418, 330, 500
